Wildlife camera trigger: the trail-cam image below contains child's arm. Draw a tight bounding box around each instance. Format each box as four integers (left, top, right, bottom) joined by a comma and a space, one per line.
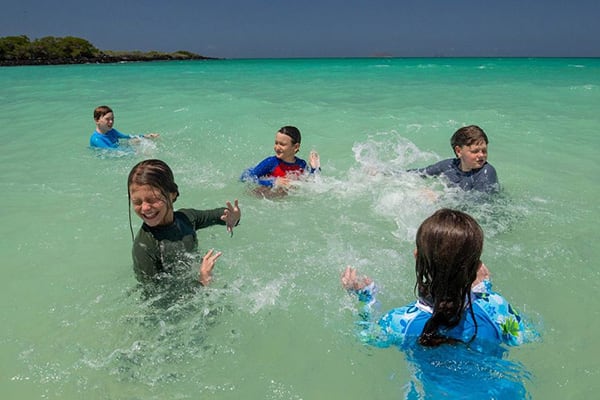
111, 129, 134, 140
471, 262, 490, 289
240, 157, 278, 186
126, 131, 160, 141
341, 267, 404, 348
407, 159, 448, 177
472, 279, 538, 346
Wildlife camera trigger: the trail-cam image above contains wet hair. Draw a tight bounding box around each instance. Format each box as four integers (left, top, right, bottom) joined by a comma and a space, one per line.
278, 126, 302, 145
450, 125, 489, 157
94, 105, 113, 121
127, 159, 180, 240
414, 208, 484, 347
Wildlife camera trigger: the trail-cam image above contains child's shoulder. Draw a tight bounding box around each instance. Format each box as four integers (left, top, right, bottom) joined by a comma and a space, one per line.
293, 156, 307, 166
261, 155, 279, 163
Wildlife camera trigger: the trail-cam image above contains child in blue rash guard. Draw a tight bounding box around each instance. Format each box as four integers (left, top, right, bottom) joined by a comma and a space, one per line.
410, 125, 499, 193
90, 105, 160, 149
341, 208, 535, 349
240, 126, 320, 191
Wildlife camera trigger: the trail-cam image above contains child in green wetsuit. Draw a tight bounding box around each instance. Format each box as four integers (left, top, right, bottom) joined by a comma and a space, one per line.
127, 159, 241, 285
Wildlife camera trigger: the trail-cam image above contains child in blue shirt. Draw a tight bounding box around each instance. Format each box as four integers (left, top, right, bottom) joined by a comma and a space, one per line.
341, 208, 537, 397
241, 126, 320, 196
341, 208, 533, 349
90, 105, 159, 149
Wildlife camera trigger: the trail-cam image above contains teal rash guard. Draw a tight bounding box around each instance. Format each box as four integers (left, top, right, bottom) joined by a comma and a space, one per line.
90, 128, 139, 149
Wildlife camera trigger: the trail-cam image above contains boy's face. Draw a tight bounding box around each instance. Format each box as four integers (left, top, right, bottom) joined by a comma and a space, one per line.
274, 132, 300, 163
95, 112, 114, 133
455, 140, 488, 172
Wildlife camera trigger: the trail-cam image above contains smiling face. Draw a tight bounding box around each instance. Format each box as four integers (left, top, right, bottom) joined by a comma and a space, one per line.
455, 140, 488, 172
129, 183, 175, 227
273, 131, 300, 163
95, 112, 114, 134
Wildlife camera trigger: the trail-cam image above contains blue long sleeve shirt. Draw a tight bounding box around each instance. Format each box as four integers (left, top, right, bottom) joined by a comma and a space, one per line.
90, 128, 138, 149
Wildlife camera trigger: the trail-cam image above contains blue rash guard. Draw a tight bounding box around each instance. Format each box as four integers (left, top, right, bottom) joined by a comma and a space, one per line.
412, 158, 499, 193
350, 279, 533, 349
240, 155, 318, 187
90, 128, 139, 149
348, 280, 538, 399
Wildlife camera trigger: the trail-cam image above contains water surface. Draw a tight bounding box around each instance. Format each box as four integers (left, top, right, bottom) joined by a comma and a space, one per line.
1, 58, 599, 399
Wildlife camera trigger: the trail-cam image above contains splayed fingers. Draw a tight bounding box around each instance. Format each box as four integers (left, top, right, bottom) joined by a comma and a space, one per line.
222, 199, 241, 236
199, 249, 223, 286
341, 266, 372, 291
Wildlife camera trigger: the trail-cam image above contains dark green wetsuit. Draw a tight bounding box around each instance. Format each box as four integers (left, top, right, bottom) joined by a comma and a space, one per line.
132, 208, 226, 282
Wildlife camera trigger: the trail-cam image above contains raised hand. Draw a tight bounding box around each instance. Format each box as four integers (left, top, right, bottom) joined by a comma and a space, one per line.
309, 150, 320, 170
199, 248, 223, 286
341, 266, 372, 291
221, 199, 241, 236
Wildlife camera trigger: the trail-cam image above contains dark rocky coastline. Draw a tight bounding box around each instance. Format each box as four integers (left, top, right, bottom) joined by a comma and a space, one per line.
0, 35, 218, 66
0, 52, 218, 66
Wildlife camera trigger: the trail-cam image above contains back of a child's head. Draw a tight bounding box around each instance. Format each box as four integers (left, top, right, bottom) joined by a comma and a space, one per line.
415, 208, 484, 346
278, 126, 302, 145
94, 105, 113, 121
415, 208, 483, 305
450, 125, 488, 150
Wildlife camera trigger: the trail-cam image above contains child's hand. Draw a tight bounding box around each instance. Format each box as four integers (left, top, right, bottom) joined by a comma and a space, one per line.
421, 188, 439, 202
472, 262, 490, 288
341, 266, 372, 291
221, 199, 241, 236
144, 133, 160, 139
309, 150, 320, 169
274, 177, 291, 187
199, 249, 223, 286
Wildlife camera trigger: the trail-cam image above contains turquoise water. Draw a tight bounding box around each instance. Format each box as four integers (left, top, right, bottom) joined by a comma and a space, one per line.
1, 58, 599, 399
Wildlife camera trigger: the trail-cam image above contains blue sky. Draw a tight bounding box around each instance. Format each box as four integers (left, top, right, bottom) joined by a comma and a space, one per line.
1, 0, 599, 58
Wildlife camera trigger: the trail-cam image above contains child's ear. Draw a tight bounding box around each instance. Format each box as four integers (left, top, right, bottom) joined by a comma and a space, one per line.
453, 145, 462, 157
413, 249, 418, 259
294, 143, 300, 153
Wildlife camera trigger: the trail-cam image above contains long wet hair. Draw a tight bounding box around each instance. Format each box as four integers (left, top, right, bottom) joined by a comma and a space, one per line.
127, 159, 180, 241
415, 208, 484, 347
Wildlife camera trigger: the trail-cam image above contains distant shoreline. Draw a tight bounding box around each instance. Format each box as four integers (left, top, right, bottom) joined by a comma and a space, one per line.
0, 35, 219, 67
0, 52, 219, 67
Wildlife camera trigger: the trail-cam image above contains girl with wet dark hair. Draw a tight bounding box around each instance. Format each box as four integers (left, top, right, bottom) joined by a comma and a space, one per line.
341, 208, 531, 348
127, 159, 240, 285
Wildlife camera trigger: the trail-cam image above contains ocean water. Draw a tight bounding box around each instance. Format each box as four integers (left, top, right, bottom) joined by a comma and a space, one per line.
1, 58, 599, 399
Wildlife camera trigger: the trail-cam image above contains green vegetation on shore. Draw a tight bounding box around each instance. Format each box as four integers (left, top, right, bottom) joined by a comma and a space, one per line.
0, 35, 215, 66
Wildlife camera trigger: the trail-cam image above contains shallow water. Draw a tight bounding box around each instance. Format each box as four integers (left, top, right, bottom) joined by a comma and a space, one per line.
1, 58, 599, 399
